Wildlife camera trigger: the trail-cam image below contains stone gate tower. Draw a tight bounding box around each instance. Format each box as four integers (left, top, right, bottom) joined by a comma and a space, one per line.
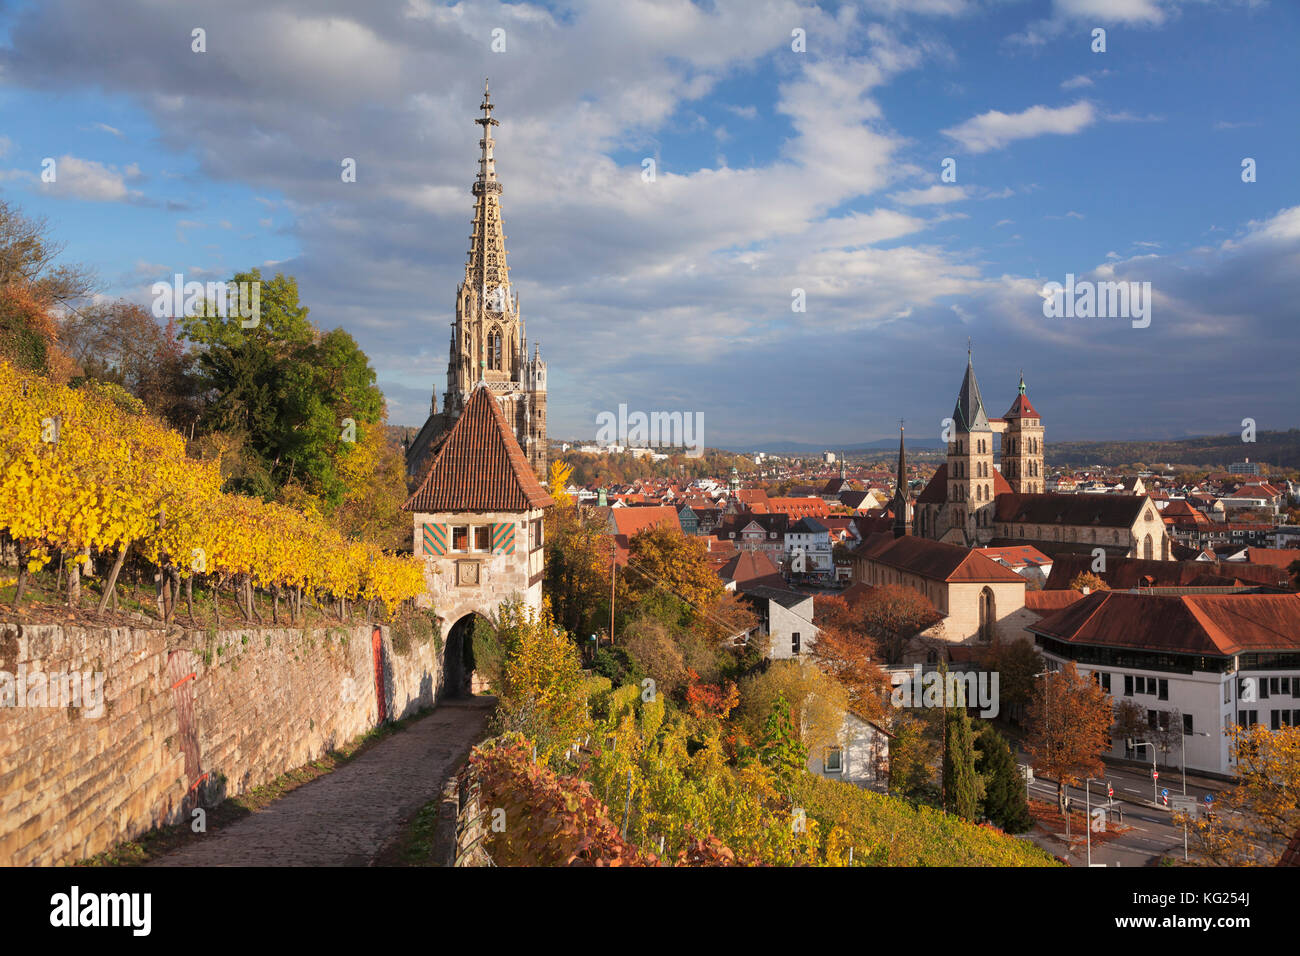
406, 79, 548, 485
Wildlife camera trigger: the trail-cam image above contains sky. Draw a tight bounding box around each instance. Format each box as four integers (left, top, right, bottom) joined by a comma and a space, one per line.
1, 0, 1297, 451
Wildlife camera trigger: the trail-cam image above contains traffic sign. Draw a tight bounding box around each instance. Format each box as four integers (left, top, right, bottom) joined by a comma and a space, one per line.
1152, 769, 1159, 780
1107, 783, 1114, 799
1171, 796, 1198, 815
1204, 793, 1213, 803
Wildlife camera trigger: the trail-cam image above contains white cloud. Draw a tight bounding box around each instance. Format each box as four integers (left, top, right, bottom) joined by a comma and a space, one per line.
1060, 74, 1093, 89
890, 184, 970, 206
32, 155, 143, 202
943, 101, 1096, 153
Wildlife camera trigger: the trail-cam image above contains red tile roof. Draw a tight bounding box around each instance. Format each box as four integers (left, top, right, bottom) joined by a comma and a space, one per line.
1244, 548, 1300, 568
610, 505, 682, 537
1025, 590, 1086, 614
718, 550, 786, 590
1046, 554, 1291, 590
855, 535, 1025, 584
978, 545, 1053, 568
1002, 392, 1040, 420
1031, 591, 1300, 656
402, 385, 554, 513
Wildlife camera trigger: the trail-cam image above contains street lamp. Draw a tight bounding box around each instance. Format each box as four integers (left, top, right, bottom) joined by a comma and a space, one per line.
1132, 741, 1157, 804
1179, 729, 1212, 796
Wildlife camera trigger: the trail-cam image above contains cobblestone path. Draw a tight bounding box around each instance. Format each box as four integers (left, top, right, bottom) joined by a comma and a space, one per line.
151, 698, 492, 866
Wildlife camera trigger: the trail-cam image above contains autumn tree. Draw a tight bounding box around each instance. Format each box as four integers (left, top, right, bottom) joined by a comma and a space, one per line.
1025, 663, 1114, 812
618, 524, 724, 629
887, 714, 936, 799
1185, 724, 1300, 866
491, 599, 591, 764
1069, 571, 1109, 592
544, 503, 611, 640
737, 660, 848, 761
60, 300, 199, 428
855, 585, 942, 666
0, 199, 92, 381
811, 595, 893, 722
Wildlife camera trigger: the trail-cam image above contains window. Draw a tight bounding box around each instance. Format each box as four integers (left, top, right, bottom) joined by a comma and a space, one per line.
824, 747, 843, 773
1183, 713, 1193, 736
1238, 710, 1258, 727
1093, 672, 1111, 693
451, 525, 469, 552
1158, 679, 1168, 701
791, 632, 801, 656
1224, 681, 1231, 705
473, 526, 491, 552
487, 326, 503, 370
1124, 675, 1134, 696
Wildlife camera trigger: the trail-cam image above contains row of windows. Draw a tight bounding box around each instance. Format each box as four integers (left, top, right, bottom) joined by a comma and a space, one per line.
1236, 709, 1300, 730
1125, 674, 1169, 700
443, 521, 542, 552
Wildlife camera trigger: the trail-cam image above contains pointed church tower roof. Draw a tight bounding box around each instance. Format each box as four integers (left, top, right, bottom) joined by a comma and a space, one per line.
952, 350, 990, 432
403, 384, 554, 513
1003, 372, 1041, 420
892, 424, 908, 538
467, 77, 511, 299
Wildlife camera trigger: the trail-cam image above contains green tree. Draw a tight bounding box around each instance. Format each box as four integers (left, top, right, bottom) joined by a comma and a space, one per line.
886, 715, 935, 799
975, 724, 1032, 833
181, 269, 385, 506
742, 693, 808, 787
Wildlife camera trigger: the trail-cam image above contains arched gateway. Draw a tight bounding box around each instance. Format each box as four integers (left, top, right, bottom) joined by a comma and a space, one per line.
401, 384, 554, 699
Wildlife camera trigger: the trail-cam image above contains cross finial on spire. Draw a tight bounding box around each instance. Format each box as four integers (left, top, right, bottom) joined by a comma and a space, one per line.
967, 337, 972, 361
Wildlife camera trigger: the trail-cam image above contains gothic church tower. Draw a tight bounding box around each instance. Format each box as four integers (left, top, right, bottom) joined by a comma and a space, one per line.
1001, 374, 1045, 494
406, 80, 548, 483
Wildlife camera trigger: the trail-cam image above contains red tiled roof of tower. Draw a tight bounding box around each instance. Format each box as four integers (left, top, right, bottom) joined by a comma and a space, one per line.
1002, 392, 1040, 420
403, 384, 554, 512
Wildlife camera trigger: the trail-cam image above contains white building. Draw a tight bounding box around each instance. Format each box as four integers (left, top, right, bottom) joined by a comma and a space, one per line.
807, 711, 892, 792
785, 517, 833, 577
1029, 590, 1300, 775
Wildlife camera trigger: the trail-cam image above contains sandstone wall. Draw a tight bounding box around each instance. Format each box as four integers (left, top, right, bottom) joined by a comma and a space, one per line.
0, 618, 443, 866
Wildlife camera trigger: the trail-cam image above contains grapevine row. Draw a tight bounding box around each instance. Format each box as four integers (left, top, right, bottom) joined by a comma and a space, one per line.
0, 362, 426, 621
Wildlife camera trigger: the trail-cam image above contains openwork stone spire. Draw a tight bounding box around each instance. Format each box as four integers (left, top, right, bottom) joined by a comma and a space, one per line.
468, 77, 510, 303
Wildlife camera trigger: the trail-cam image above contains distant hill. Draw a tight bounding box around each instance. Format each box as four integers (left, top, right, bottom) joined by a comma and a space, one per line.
733, 437, 948, 456
1045, 429, 1300, 470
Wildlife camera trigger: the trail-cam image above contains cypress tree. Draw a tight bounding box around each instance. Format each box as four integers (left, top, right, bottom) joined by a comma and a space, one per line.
942, 683, 981, 820
976, 724, 1033, 833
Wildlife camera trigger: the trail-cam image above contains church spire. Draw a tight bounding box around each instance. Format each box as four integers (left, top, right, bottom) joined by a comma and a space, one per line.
468, 77, 509, 302
892, 423, 908, 538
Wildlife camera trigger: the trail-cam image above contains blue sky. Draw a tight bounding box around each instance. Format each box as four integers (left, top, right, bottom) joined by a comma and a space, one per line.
1, 0, 1297, 450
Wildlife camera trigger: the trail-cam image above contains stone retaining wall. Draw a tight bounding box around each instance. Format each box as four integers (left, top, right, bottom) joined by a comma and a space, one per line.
0, 618, 443, 866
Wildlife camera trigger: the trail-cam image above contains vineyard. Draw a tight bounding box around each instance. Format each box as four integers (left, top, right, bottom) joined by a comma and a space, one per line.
0, 362, 426, 623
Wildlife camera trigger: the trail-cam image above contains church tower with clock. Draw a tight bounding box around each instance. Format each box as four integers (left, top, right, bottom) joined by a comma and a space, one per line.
406, 80, 548, 484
